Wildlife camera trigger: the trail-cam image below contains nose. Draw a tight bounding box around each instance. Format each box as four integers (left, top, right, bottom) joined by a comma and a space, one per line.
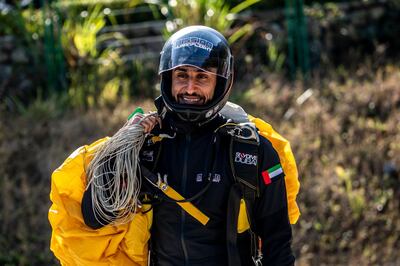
185, 77, 196, 94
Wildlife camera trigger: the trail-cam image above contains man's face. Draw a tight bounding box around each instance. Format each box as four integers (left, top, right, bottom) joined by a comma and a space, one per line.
171, 65, 217, 105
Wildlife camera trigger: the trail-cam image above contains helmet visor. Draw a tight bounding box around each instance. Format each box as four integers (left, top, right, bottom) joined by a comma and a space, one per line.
159, 37, 231, 78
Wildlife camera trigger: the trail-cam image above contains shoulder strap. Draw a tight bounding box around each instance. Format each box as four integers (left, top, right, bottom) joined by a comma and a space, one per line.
221, 102, 301, 225
217, 122, 261, 204
217, 122, 261, 266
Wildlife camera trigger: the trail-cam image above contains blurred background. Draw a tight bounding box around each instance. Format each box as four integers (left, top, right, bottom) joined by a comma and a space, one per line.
0, 0, 399, 265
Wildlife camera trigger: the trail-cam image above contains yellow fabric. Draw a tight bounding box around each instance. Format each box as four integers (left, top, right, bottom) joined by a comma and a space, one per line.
160, 183, 210, 226
237, 199, 250, 233
248, 115, 301, 224
48, 138, 151, 265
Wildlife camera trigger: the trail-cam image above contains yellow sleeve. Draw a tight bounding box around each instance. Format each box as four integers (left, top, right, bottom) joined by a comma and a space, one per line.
48, 138, 151, 265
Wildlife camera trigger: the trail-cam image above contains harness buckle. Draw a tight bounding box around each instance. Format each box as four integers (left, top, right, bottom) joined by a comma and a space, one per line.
226, 123, 259, 143
252, 253, 263, 266
157, 173, 169, 191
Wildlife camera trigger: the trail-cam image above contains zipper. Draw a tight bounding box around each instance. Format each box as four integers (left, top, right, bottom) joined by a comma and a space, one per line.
180, 133, 191, 265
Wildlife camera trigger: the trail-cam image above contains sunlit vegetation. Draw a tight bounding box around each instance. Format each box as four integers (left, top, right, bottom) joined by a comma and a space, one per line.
0, 0, 399, 265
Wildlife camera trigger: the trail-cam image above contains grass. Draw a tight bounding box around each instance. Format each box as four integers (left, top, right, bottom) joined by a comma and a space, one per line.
240, 65, 400, 265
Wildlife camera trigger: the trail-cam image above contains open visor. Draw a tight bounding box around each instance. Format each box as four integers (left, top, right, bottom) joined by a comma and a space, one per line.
159, 38, 232, 79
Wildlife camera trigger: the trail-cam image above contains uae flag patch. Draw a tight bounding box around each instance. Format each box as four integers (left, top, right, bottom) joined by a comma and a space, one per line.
262, 164, 283, 185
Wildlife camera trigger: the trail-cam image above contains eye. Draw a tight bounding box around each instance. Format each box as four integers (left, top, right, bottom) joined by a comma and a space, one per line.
197, 73, 209, 80
176, 72, 188, 79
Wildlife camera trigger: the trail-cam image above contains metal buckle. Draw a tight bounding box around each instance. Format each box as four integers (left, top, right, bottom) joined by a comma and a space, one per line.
226, 123, 259, 142
252, 254, 263, 266
157, 173, 169, 191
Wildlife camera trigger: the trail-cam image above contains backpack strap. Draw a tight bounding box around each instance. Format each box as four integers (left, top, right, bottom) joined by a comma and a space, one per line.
217, 122, 261, 266
228, 124, 260, 200
217, 122, 260, 204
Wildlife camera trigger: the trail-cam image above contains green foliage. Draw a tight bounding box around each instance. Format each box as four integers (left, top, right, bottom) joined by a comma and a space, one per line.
59, 2, 154, 109
0, 6, 46, 111
0, 5, 43, 40
15, 92, 70, 120
266, 40, 286, 72
335, 166, 366, 219
160, 0, 260, 43
63, 4, 106, 58
0, 5, 44, 68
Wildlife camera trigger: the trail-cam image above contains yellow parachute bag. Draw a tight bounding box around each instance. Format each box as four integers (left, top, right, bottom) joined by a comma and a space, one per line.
249, 115, 300, 224
48, 138, 152, 266
221, 102, 301, 225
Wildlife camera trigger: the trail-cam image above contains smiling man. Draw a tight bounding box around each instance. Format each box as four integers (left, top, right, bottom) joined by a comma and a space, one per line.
171, 66, 217, 105
80, 25, 296, 266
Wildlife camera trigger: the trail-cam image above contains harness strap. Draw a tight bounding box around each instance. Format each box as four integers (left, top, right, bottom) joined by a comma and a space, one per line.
159, 182, 210, 226
141, 165, 210, 226
227, 183, 243, 266
217, 122, 261, 266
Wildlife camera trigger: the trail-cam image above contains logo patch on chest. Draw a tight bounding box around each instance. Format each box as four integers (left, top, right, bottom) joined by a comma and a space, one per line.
234, 152, 258, 166
195, 173, 222, 183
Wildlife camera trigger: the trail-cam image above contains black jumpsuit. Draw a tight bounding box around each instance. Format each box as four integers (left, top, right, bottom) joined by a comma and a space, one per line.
82, 111, 295, 266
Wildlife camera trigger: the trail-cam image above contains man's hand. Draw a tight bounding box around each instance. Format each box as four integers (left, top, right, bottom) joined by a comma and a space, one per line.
128, 112, 161, 134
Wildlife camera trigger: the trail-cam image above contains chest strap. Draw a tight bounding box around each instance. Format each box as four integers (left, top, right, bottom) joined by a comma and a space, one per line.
140, 165, 210, 226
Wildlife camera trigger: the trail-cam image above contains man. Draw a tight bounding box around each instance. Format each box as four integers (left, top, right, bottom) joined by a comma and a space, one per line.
82, 25, 295, 265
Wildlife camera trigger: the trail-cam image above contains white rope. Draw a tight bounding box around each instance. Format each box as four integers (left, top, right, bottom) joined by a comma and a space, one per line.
86, 119, 146, 225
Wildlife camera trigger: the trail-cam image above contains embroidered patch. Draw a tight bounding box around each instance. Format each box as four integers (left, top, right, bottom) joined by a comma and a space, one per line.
234, 152, 258, 166
262, 164, 283, 185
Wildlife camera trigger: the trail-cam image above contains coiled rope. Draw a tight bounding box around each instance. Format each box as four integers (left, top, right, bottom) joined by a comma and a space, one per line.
86, 118, 147, 225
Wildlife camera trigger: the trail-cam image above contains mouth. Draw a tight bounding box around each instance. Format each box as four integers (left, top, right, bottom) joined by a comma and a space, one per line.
177, 94, 205, 105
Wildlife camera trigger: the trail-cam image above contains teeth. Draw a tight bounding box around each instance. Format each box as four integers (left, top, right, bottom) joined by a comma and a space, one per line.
183, 97, 200, 102
178, 95, 204, 105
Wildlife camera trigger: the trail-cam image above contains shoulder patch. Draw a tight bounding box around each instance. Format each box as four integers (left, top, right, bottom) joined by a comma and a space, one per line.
262, 163, 283, 185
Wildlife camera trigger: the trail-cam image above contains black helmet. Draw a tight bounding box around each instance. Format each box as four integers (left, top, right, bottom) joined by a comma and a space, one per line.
159, 25, 234, 124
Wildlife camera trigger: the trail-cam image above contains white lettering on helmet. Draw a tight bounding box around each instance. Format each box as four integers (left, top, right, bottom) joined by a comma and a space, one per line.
234, 152, 257, 166
173, 37, 213, 52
